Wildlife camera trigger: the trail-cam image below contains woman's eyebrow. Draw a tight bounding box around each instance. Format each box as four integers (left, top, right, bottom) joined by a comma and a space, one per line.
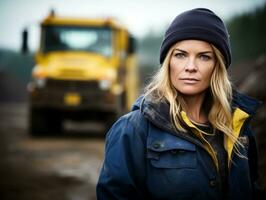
198, 51, 213, 54
173, 48, 187, 53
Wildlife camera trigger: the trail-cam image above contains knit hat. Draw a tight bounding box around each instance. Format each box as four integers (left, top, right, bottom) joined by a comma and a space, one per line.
159, 8, 231, 68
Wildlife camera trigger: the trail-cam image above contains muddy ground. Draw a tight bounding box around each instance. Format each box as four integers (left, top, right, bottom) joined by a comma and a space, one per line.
0, 103, 105, 200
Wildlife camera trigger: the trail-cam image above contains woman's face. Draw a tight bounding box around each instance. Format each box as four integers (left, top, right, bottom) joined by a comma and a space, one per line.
170, 40, 216, 96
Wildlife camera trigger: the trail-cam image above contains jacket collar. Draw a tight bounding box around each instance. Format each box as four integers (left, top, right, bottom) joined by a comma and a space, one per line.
232, 90, 262, 117
132, 94, 175, 134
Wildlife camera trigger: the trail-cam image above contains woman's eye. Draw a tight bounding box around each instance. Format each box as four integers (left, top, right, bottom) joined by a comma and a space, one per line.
199, 54, 211, 61
174, 53, 186, 59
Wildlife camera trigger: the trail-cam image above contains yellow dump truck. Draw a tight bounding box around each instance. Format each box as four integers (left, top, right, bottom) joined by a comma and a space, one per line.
22, 12, 138, 135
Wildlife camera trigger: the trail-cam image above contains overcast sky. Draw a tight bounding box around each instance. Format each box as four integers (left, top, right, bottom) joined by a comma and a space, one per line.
1, 0, 265, 51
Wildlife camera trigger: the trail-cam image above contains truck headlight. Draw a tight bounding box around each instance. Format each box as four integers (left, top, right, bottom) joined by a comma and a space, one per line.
33, 66, 48, 78
35, 78, 46, 88
99, 80, 111, 90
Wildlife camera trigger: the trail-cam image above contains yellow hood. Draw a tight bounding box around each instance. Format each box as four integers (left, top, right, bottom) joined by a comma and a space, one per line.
35, 52, 117, 81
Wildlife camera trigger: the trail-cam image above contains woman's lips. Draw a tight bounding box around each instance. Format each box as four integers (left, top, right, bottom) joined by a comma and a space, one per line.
180, 78, 199, 84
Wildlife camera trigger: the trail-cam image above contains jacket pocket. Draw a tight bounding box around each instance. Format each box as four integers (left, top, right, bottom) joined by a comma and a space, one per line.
146, 140, 199, 198
147, 140, 197, 169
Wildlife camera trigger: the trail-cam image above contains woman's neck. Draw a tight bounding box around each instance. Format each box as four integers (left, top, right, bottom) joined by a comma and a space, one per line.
183, 93, 207, 124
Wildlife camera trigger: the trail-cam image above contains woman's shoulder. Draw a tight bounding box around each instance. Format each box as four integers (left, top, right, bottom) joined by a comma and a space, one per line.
105, 110, 149, 145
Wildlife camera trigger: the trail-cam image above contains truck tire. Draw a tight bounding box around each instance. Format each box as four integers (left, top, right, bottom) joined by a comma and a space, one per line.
104, 114, 117, 135
29, 107, 62, 136
117, 91, 127, 116
103, 92, 128, 135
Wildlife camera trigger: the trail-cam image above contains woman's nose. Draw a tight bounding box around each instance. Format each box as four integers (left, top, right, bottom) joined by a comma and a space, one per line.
185, 57, 197, 72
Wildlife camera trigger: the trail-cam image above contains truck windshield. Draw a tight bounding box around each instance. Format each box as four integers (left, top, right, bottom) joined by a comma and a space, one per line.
43, 26, 112, 57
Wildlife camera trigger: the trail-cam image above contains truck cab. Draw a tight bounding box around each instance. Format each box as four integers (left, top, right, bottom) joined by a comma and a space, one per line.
25, 12, 138, 135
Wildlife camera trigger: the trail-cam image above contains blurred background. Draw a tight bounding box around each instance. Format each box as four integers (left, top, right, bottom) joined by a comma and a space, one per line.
1, 0, 266, 199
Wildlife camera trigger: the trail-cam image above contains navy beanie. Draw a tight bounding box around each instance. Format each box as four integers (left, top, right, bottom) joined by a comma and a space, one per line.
160, 8, 231, 68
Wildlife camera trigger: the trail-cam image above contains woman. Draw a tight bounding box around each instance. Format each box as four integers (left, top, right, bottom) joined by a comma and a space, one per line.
97, 8, 261, 200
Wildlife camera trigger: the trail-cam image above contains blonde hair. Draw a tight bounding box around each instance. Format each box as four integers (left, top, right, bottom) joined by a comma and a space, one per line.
144, 43, 243, 151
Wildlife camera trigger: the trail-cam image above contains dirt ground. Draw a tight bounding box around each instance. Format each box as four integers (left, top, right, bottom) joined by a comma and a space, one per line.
0, 103, 105, 200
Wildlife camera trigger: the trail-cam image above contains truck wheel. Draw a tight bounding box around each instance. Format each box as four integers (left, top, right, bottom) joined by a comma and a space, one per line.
29, 108, 62, 136
117, 92, 127, 116
103, 114, 117, 136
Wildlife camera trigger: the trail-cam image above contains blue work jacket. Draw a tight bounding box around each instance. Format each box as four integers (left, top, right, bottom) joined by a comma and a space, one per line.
97, 91, 261, 200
